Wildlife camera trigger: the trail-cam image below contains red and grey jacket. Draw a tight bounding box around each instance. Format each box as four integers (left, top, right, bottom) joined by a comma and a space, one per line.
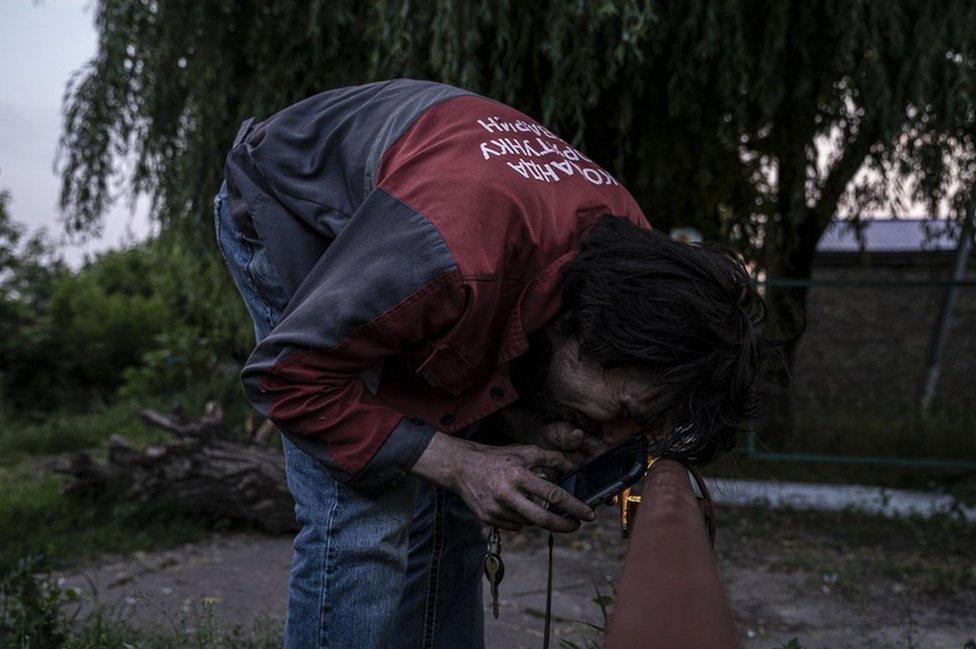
225, 79, 649, 489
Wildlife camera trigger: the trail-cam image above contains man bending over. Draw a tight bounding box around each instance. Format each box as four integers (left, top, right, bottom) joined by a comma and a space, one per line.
214, 79, 766, 648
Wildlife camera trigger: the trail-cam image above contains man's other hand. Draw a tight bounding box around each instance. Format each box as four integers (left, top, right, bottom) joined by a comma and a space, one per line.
410, 432, 596, 532
492, 406, 608, 464
530, 420, 609, 462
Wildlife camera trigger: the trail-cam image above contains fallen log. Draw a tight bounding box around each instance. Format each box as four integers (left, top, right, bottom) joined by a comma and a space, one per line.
54, 402, 297, 534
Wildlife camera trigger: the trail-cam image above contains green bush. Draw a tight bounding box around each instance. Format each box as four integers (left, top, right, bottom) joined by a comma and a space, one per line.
118, 329, 223, 400
0, 556, 67, 649
0, 224, 252, 417
1, 245, 173, 413
47, 248, 174, 397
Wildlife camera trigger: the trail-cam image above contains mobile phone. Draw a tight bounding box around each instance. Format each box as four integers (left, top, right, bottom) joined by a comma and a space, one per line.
550, 434, 650, 515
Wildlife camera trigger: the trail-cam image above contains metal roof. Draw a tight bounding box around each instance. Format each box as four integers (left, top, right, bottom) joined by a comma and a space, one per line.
817, 219, 959, 253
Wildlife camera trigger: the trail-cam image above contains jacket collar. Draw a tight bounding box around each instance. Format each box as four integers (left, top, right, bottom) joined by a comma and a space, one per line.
497, 249, 575, 364
496, 210, 608, 365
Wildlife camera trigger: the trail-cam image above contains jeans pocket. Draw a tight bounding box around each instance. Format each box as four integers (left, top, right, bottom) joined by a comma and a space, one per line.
242, 201, 289, 329
214, 184, 284, 342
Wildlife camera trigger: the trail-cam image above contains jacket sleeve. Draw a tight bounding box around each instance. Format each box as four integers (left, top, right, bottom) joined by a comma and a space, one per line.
241, 188, 464, 490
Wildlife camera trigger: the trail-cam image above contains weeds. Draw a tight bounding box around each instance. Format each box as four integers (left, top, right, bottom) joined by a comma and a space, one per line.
558, 581, 613, 649
0, 556, 68, 648
0, 556, 281, 648
776, 641, 804, 649
721, 505, 976, 598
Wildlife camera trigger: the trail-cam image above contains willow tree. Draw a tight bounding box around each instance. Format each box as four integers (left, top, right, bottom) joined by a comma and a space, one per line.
60, 0, 976, 350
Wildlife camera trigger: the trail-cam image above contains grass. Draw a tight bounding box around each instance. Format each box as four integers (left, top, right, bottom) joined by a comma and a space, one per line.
56, 615, 283, 649
0, 459, 210, 574
555, 504, 972, 649
0, 383, 270, 575
559, 506, 974, 649
0, 374, 253, 466
708, 400, 976, 498
1, 556, 282, 648
0, 401, 165, 464
791, 404, 976, 457
720, 504, 976, 599
0, 379, 972, 649
0, 387, 280, 647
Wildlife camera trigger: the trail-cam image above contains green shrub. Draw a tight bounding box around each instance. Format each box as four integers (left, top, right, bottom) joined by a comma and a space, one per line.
0, 209, 253, 418
1, 245, 173, 413
118, 330, 228, 401
0, 556, 67, 649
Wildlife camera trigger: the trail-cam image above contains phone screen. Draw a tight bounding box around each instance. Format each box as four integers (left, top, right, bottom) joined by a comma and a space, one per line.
558, 435, 649, 506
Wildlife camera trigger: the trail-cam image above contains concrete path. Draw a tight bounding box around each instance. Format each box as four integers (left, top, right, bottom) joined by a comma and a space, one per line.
57, 509, 976, 648
57, 533, 615, 647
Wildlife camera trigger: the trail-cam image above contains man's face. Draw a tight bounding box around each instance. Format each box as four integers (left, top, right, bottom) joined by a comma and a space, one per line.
517, 330, 657, 444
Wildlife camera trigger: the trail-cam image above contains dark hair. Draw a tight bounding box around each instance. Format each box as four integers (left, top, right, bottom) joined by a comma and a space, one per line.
554, 216, 772, 465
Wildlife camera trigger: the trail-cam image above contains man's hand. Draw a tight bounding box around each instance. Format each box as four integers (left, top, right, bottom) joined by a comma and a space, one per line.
491, 405, 608, 464
410, 432, 597, 532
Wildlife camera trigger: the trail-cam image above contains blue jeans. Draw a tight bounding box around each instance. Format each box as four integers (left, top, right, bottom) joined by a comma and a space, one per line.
214, 183, 486, 648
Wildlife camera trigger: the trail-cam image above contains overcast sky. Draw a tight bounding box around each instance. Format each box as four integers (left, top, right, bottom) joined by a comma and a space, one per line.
0, 0, 151, 266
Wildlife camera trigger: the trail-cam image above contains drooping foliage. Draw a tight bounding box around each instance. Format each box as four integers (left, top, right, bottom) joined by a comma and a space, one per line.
58, 0, 976, 326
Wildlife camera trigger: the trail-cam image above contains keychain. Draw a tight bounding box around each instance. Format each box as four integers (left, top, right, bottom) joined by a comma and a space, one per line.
483, 526, 505, 618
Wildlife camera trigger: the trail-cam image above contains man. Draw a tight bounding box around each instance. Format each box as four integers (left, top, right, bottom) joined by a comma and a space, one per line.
215, 79, 765, 648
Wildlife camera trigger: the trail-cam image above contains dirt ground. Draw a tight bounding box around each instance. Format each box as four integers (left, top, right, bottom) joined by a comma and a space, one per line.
57, 508, 976, 649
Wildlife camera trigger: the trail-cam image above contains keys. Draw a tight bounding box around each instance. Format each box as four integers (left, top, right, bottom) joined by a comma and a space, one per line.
485, 553, 504, 618
484, 526, 506, 619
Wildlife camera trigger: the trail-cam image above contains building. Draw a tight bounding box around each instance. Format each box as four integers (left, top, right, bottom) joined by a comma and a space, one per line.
815, 218, 966, 272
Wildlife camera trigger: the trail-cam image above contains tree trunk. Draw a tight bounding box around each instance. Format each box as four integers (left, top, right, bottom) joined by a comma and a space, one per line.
53, 402, 297, 534
762, 236, 817, 448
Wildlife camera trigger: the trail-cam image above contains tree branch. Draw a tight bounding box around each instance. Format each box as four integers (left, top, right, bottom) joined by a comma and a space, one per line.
812, 119, 882, 233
